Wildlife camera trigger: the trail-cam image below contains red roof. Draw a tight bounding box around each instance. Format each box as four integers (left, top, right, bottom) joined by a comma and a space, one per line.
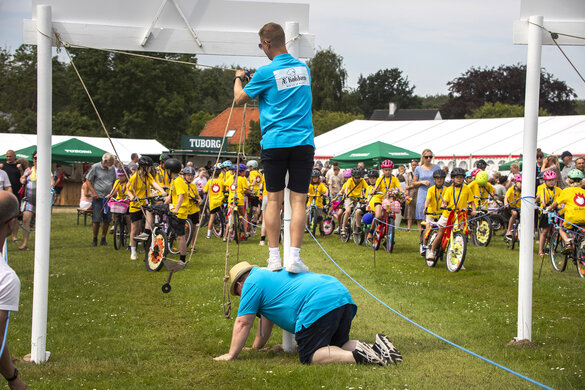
199, 107, 260, 145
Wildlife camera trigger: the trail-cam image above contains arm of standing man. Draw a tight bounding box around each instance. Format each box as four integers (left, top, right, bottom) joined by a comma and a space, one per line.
234, 70, 251, 105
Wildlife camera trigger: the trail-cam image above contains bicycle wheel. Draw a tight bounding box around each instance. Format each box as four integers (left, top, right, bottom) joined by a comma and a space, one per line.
309, 209, 317, 236
576, 240, 585, 278
549, 231, 567, 272
425, 230, 439, 267
473, 217, 492, 247
145, 228, 167, 272
322, 218, 335, 236
229, 213, 240, 243
168, 219, 193, 255
385, 224, 395, 253
352, 218, 364, 246
364, 226, 373, 248
445, 231, 466, 272
371, 223, 383, 251
113, 219, 122, 250
212, 211, 224, 238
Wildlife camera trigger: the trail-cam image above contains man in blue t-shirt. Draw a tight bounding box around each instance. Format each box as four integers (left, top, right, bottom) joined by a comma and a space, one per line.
213, 262, 402, 366
233, 22, 314, 274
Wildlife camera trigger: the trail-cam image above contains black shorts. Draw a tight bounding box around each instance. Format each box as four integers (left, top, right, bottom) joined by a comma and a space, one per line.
169, 214, 186, 236
188, 212, 200, 225
209, 206, 221, 215
261, 145, 314, 193
295, 303, 356, 364
248, 195, 261, 208
54, 186, 63, 195
538, 214, 550, 229
130, 210, 144, 223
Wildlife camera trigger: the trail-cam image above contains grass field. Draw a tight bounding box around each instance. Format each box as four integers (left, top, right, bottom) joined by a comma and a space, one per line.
3, 209, 584, 389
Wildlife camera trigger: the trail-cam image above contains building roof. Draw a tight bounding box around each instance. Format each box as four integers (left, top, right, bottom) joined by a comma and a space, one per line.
199, 107, 260, 145
370, 108, 442, 121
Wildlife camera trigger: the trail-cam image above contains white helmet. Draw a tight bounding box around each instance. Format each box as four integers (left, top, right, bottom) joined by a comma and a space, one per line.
247, 160, 258, 169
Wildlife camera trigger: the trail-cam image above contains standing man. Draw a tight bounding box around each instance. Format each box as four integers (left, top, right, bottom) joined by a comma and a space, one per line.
0, 150, 23, 243
560, 151, 574, 184
85, 153, 116, 246
234, 22, 314, 273
0, 192, 26, 389
128, 153, 139, 173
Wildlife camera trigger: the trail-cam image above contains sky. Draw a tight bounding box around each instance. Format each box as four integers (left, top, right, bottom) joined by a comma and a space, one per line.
1, 0, 583, 99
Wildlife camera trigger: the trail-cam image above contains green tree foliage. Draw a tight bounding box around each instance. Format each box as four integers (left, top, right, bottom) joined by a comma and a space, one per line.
420, 94, 449, 109
357, 68, 421, 118
188, 111, 215, 136
441, 64, 577, 119
465, 102, 549, 119
246, 119, 262, 156
307, 48, 347, 111
312, 110, 364, 136
575, 99, 585, 115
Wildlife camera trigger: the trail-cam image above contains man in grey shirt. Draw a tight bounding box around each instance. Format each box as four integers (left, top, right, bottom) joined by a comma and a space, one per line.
86, 153, 116, 246
560, 151, 574, 187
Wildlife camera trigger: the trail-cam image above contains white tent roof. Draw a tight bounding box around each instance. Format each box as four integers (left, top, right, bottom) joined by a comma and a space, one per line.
0, 133, 168, 163
315, 116, 585, 162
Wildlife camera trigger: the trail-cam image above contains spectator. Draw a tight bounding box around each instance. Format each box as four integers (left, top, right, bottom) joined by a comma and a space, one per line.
542, 155, 563, 189
506, 162, 521, 188
52, 164, 69, 206
79, 171, 92, 211
442, 166, 451, 186
194, 167, 208, 196
0, 191, 27, 389
85, 153, 116, 246
128, 153, 139, 174
575, 157, 585, 175
396, 165, 406, 190
403, 164, 417, 230
413, 150, 441, 231
326, 161, 344, 196
0, 170, 10, 193
0, 150, 23, 242
560, 151, 574, 183
493, 176, 507, 204
214, 262, 402, 366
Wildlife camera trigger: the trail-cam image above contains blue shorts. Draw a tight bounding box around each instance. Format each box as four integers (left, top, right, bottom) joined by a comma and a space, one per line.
261, 145, 314, 193
295, 303, 355, 364
92, 198, 112, 223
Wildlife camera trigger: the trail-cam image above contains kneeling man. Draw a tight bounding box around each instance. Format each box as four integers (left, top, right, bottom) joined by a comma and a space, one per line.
214, 262, 402, 366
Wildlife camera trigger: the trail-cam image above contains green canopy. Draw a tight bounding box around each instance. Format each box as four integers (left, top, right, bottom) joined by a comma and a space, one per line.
51, 138, 108, 164
0, 145, 37, 161
331, 141, 421, 169
498, 152, 549, 171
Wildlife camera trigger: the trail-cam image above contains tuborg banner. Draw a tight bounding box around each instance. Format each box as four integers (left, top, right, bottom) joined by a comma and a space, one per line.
181, 136, 227, 152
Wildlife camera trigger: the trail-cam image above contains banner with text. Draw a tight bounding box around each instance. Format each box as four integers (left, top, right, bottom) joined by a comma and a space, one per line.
181, 136, 227, 152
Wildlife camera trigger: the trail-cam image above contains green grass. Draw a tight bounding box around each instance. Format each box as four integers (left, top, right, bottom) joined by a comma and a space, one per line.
4, 210, 585, 389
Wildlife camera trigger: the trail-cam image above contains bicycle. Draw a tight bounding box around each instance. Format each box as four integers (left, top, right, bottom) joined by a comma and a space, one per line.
469, 207, 492, 247
350, 198, 367, 245
426, 208, 469, 272
307, 196, 324, 236
550, 222, 585, 278
504, 207, 520, 250
321, 198, 339, 236
339, 196, 360, 243
140, 196, 170, 272
370, 200, 398, 253
108, 198, 130, 250
420, 212, 442, 261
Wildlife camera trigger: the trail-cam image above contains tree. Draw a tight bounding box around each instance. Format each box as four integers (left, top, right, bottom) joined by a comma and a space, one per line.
465, 102, 549, 119
188, 111, 215, 136
312, 110, 364, 136
357, 68, 421, 118
246, 119, 262, 155
441, 64, 577, 119
419, 94, 449, 109
307, 48, 348, 111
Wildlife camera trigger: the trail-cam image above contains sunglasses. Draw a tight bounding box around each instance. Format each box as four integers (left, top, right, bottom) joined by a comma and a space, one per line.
423, 155, 433, 159
258, 40, 270, 49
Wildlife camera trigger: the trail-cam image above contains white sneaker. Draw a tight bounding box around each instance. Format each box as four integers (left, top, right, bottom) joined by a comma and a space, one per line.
425, 249, 435, 260
259, 240, 265, 246
130, 252, 137, 261
287, 258, 309, 273
267, 258, 282, 271
134, 232, 149, 242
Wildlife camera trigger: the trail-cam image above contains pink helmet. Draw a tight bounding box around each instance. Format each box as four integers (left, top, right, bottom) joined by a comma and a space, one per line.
470, 168, 481, 177
381, 159, 394, 169
343, 169, 352, 178
542, 170, 557, 180
513, 174, 522, 182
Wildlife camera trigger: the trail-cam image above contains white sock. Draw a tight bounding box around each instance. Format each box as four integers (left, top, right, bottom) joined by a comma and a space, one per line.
131, 247, 136, 255
290, 247, 301, 261
207, 229, 211, 236
269, 247, 281, 261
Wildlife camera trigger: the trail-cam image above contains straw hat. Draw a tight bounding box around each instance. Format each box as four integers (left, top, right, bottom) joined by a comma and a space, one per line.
229, 261, 256, 295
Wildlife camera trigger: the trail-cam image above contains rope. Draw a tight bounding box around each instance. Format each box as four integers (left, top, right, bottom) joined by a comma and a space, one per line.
304, 228, 555, 390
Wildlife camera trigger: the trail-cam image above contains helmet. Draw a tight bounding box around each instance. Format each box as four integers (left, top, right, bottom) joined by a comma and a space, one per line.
247, 160, 258, 169
311, 169, 321, 177
513, 174, 523, 182
475, 159, 487, 170
351, 168, 363, 178
182, 166, 196, 175
343, 169, 352, 178
221, 160, 233, 169
381, 160, 394, 169
160, 154, 171, 163
234, 163, 247, 173
470, 168, 481, 177
542, 170, 557, 180
116, 166, 131, 177
567, 168, 584, 180
138, 156, 153, 167
451, 167, 466, 177
433, 169, 447, 179
165, 158, 182, 174
476, 171, 489, 186
368, 169, 379, 178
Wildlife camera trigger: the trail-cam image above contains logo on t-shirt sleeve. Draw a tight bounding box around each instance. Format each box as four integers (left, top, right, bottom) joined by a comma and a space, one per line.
273, 66, 310, 91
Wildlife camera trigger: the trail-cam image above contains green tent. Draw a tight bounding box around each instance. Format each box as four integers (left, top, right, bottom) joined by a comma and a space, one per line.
498, 152, 549, 171
0, 145, 37, 161
51, 138, 108, 164
331, 141, 421, 169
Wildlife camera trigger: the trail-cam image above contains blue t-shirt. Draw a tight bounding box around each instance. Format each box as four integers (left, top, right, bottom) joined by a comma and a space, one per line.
237, 267, 356, 333
243, 53, 314, 150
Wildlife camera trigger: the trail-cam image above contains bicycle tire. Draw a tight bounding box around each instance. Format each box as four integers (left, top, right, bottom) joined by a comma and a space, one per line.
576, 240, 585, 278
446, 231, 466, 272
212, 211, 224, 238
511, 227, 518, 250
352, 218, 364, 246
322, 218, 335, 236
113, 219, 122, 250
385, 224, 394, 253
425, 230, 439, 267
549, 231, 567, 272
310, 209, 317, 237
229, 213, 240, 244
371, 222, 383, 251
474, 216, 492, 247
145, 228, 167, 272
168, 218, 193, 255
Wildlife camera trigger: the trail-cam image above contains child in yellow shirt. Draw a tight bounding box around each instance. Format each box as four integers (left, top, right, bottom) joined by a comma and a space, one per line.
306, 169, 329, 232
165, 159, 189, 262
535, 170, 561, 256
504, 174, 522, 237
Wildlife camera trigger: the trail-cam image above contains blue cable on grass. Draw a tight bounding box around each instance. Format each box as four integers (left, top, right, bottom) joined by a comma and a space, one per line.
305, 229, 555, 390
0, 239, 10, 357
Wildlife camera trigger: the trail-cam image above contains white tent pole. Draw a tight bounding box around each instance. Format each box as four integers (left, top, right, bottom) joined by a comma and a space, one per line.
31, 4, 52, 363
281, 21, 300, 354
516, 15, 542, 342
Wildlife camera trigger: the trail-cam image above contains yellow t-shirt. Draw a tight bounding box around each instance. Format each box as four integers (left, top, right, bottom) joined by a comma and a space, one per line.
536, 184, 561, 212
442, 184, 474, 218
261, 174, 267, 197
468, 181, 495, 210
112, 179, 128, 200
170, 175, 190, 219
225, 175, 249, 206
307, 182, 328, 208
556, 186, 585, 228
220, 170, 234, 185
505, 186, 522, 210
128, 172, 155, 213
248, 170, 263, 196
185, 179, 201, 215
154, 166, 172, 190
371, 175, 401, 205
425, 185, 446, 216
342, 177, 367, 198
204, 178, 225, 211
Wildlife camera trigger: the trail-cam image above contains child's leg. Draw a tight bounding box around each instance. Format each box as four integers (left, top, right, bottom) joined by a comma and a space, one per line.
431, 227, 445, 252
